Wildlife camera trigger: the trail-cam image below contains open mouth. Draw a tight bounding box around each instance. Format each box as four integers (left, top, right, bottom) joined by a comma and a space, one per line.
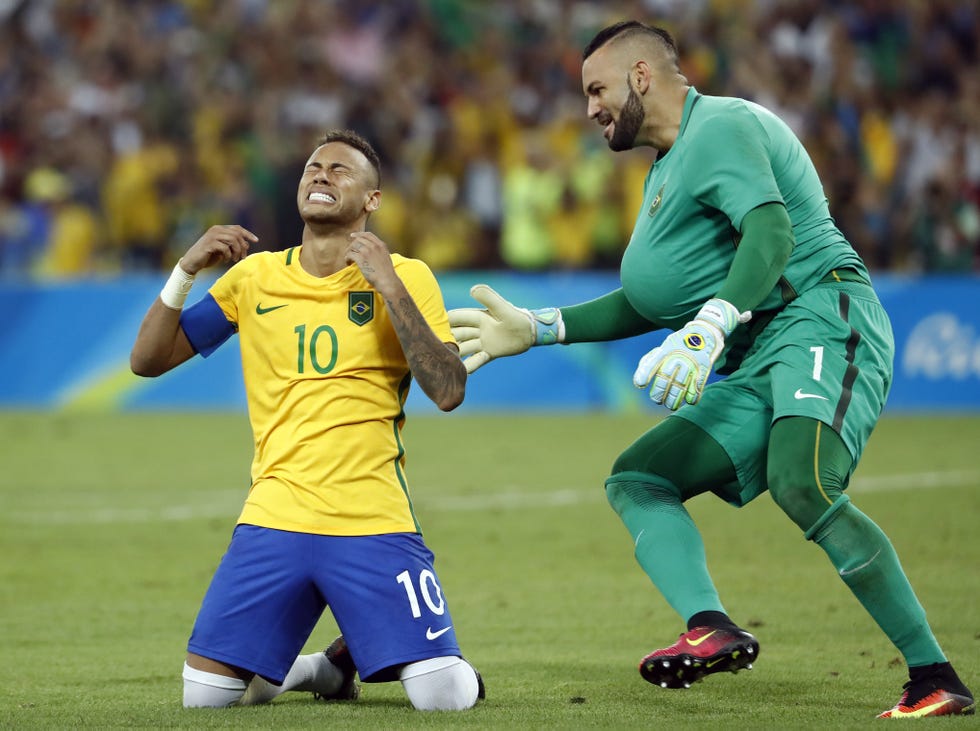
597, 114, 614, 139
308, 191, 336, 203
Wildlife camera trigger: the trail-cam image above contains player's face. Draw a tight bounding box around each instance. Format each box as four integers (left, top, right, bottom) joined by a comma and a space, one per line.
583, 47, 646, 151
297, 142, 380, 226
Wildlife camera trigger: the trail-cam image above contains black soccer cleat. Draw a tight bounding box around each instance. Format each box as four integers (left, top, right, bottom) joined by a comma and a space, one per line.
314, 635, 360, 701
475, 667, 486, 700
639, 626, 759, 689
877, 663, 974, 718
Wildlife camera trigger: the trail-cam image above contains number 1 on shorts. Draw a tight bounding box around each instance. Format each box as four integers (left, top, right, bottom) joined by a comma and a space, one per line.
810, 345, 824, 381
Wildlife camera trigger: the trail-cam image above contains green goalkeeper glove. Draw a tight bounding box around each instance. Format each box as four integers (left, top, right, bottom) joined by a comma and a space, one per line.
448, 284, 563, 374
632, 298, 749, 410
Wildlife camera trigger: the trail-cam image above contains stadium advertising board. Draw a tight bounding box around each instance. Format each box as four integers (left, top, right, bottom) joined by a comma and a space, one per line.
0, 273, 977, 412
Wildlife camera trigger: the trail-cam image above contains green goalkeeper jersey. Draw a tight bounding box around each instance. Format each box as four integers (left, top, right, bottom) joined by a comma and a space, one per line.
620, 87, 867, 333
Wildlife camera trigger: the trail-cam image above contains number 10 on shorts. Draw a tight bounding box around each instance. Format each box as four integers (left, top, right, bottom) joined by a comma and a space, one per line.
396, 569, 446, 617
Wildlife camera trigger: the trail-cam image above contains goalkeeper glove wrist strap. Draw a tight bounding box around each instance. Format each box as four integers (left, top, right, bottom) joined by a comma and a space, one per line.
528, 307, 565, 345
697, 298, 750, 337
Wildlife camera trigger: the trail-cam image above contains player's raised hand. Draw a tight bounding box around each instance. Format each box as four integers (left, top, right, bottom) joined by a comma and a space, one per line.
181, 225, 258, 275
633, 298, 748, 410
448, 284, 564, 374
346, 231, 398, 291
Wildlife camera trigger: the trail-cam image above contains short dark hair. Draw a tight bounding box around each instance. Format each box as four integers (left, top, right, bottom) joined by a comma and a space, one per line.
317, 129, 382, 188
582, 20, 678, 64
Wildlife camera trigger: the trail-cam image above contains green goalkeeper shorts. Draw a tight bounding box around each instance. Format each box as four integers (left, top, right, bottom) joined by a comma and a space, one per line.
674, 280, 894, 507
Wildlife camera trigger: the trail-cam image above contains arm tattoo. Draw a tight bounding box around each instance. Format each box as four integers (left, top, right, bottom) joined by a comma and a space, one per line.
385, 292, 465, 409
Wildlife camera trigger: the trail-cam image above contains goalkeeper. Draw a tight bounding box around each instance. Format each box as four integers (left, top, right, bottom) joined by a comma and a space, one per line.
450, 21, 973, 719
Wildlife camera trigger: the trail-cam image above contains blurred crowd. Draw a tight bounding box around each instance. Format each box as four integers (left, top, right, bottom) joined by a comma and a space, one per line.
1, 0, 978, 279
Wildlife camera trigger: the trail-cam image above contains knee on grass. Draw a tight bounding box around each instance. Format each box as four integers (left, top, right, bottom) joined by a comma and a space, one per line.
182, 663, 246, 708
400, 656, 481, 711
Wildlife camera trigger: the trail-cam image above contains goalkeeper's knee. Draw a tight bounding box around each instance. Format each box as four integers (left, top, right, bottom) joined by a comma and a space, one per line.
767, 418, 852, 533
768, 464, 846, 534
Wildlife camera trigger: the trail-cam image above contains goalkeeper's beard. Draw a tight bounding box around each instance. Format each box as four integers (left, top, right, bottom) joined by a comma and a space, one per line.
609, 85, 644, 152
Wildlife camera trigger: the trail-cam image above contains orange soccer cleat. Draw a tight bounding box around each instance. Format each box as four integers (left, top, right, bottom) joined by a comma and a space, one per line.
877, 664, 974, 718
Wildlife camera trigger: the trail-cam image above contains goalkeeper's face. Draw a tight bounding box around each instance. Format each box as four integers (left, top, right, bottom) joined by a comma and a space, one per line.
583, 49, 645, 152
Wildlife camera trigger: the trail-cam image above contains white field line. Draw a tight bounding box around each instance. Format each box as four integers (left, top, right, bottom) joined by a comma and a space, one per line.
7, 470, 979, 526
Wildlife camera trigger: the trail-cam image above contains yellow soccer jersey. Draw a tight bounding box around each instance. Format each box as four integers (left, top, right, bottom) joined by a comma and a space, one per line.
207, 246, 453, 536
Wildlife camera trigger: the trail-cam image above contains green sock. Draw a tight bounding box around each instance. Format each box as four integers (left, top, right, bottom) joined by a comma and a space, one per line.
606, 475, 725, 621
810, 498, 946, 667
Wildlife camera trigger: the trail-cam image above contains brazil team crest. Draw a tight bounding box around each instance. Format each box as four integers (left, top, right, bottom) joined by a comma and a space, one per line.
348, 291, 374, 326
648, 184, 665, 217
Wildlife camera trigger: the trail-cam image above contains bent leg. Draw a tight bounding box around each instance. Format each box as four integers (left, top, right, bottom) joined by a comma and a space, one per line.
238, 650, 351, 706
606, 416, 739, 624
183, 526, 327, 707
182, 658, 247, 708
768, 417, 946, 667
606, 475, 725, 622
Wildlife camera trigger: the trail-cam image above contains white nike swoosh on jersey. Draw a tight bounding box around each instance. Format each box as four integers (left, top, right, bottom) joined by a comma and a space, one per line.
794, 388, 828, 401
426, 625, 453, 640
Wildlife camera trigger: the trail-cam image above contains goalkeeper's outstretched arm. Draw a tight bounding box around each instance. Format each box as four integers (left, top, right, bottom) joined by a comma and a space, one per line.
448, 285, 656, 374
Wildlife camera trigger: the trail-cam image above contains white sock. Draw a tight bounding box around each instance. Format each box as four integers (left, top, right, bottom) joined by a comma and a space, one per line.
400, 656, 480, 711
239, 653, 344, 706
182, 663, 246, 708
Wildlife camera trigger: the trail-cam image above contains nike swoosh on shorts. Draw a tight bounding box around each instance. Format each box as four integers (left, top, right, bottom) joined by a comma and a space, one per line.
794, 388, 828, 400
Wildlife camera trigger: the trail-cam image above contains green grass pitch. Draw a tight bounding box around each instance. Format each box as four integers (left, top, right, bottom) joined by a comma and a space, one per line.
1, 411, 977, 728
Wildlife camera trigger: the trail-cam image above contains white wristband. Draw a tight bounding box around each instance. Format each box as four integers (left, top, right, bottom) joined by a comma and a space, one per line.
160, 262, 196, 310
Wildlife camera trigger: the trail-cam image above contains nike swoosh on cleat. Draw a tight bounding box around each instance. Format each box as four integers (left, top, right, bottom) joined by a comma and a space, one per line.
685, 630, 717, 647
893, 699, 954, 718
705, 657, 726, 669
256, 303, 288, 315
794, 388, 827, 400
426, 626, 452, 640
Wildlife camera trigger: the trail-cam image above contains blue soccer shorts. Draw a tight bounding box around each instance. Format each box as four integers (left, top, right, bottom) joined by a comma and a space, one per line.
187, 524, 463, 683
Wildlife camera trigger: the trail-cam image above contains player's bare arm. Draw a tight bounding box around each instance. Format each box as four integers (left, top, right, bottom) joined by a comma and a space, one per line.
130, 225, 257, 377
347, 231, 466, 411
